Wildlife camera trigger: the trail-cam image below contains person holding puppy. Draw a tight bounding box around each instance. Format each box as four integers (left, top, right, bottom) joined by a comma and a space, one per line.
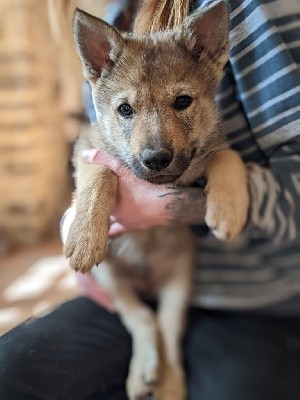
1, 0, 300, 399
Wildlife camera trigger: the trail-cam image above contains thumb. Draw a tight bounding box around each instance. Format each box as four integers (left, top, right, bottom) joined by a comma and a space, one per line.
109, 222, 127, 237
82, 149, 123, 174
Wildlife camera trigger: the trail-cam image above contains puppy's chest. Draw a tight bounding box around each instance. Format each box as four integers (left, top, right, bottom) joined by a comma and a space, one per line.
108, 225, 192, 272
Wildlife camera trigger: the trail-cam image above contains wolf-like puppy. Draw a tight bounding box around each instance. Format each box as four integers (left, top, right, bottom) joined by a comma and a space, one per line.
64, 1, 249, 399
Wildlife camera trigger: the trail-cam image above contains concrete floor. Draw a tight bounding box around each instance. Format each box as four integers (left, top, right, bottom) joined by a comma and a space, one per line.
0, 236, 79, 335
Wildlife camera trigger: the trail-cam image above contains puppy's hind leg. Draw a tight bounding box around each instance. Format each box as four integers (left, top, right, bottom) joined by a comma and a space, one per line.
116, 291, 160, 400
98, 260, 160, 400
155, 252, 192, 400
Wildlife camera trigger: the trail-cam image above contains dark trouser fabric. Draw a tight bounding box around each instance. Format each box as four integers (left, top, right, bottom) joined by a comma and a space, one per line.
0, 297, 299, 400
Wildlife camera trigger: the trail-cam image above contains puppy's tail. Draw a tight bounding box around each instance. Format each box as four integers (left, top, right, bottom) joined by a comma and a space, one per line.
133, 0, 190, 34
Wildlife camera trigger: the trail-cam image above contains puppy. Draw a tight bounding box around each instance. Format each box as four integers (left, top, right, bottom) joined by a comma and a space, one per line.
64, 1, 249, 398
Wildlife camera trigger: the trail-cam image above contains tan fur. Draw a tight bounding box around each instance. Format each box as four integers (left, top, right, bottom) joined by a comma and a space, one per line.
64, 154, 118, 273
64, 2, 249, 399
205, 149, 249, 241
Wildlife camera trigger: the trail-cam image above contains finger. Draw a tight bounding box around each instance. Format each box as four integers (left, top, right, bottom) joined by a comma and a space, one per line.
109, 221, 128, 237
60, 206, 76, 245
82, 149, 122, 173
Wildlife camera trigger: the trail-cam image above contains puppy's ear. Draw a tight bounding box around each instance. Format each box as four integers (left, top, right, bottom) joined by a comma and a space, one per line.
183, 1, 229, 66
73, 9, 123, 82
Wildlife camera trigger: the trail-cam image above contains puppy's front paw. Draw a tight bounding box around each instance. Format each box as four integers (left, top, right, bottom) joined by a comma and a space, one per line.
64, 215, 108, 273
205, 181, 249, 241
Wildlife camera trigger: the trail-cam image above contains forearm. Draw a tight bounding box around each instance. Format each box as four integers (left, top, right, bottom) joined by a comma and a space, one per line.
158, 186, 206, 225
109, 184, 207, 236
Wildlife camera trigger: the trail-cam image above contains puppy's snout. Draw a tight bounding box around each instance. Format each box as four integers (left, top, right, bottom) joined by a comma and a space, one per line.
141, 148, 173, 171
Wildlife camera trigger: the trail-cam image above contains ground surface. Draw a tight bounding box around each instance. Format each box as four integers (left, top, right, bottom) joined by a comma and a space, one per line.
0, 236, 79, 335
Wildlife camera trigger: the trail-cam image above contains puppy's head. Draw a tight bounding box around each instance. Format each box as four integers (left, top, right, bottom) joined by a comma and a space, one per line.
73, 2, 229, 184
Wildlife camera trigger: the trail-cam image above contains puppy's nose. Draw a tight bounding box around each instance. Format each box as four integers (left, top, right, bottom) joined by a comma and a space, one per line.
141, 148, 173, 171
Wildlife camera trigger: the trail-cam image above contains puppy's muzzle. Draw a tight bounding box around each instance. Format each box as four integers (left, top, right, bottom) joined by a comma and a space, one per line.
141, 147, 173, 171
131, 147, 190, 184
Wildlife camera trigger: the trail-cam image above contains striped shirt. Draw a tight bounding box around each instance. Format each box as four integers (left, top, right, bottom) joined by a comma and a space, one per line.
79, 0, 300, 313
191, 0, 300, 311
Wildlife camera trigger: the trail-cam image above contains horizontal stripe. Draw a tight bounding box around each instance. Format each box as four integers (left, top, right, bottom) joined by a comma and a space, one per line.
215, 86, 235, 102
240, 144, 260, 157
230, 5, 269, 51
240, 65, 297, 99
195, 265, 299, 285
192, 280, 300, 309
220, 102, 239, 117
272, 155, 300, 163
221, 113, 248, 133
230, 0, 274, 35
248, 87, 300, 118
252, 105, 300, 134
230, 0, 254, 20
246, 83, 300, 122
238, 41, 300, 79
194, 249, 300, 272
228, 131, 251, 145
256, 111, 300, 142
231, 16, 300, 61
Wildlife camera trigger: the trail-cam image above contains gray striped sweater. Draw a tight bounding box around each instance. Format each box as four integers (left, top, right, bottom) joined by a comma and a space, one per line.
192, 0, 300, 311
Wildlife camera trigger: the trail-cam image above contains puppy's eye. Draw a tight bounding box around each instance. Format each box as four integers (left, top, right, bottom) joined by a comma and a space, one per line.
173, 95, 193, 111
118, 103, 134, 118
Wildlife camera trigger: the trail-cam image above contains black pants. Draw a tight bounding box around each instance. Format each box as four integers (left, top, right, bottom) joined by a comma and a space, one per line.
0, 297, 299, 400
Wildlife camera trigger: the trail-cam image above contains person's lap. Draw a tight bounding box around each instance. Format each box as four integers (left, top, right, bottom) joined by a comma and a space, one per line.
0, 296, 299, 400
0, 297, 131, 400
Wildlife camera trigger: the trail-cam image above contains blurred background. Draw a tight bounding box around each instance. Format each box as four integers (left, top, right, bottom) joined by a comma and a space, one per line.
0, 0, 114, 335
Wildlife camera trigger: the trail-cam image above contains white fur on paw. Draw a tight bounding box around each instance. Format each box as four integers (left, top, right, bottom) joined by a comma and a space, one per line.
205, 200, 231, 241
127, 343, 159, 400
